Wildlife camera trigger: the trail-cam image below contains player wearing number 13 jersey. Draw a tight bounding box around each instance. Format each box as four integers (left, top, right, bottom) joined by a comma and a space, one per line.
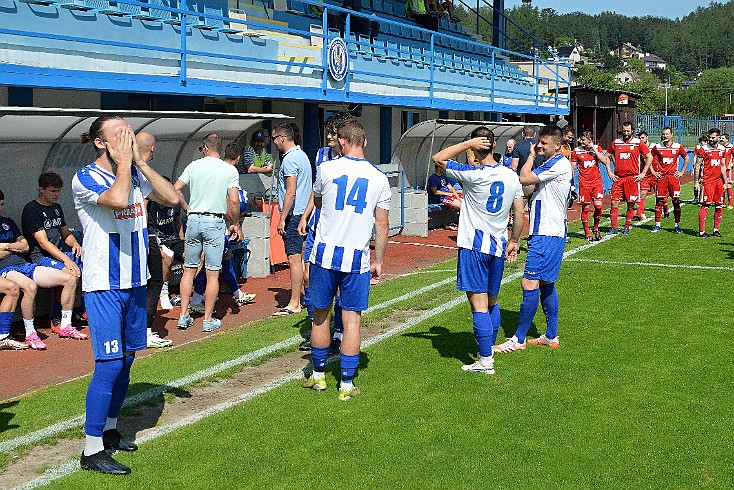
303, 119, 390, 401
432, 126, 524, 375
495, 125, 572, 354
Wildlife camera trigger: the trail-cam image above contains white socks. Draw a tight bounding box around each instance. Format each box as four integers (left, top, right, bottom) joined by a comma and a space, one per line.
23, 318, 36, 336
83, 435, 104, 456
61, 310, 72, 329
340, 380, 353, 391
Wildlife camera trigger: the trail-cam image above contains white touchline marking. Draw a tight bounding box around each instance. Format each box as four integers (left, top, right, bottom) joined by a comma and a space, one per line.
1, 271, 459, 454
13, 227, 624, 489
567, 257, 734, 272
388, 241, 458, 250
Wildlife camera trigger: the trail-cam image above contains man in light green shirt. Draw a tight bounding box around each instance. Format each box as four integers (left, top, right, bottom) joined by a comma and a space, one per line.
174, 134, 242, 333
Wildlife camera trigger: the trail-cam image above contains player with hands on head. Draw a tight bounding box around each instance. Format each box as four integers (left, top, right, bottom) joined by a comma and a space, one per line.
570, 130, 610, 241
432, 127, 524, 375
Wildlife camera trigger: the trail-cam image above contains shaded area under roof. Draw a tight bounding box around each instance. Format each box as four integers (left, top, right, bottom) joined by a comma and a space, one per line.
0, 107, 292, 226
392, 119, 543, 189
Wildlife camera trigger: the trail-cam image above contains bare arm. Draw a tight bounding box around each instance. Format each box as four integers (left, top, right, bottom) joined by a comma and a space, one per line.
519, 144, 540, 186
247, 164, 273, 174
226, 187, 243, 241
32, 229, 81, 276
510, 157, 519, 171
371, 207, 389, 283
675, 153, 690, 178
694, 157, 702, 190
432, 137, 492, 169
638, 153, 653, 181
505, 197, 525, 264
174, 214, 185, 240
298, 192, 315, 236
605, 154, 618, 182
95, 126, 134, 211
277, 175, 298, 236
0, 236, 29, 260
61, 226, 82, 258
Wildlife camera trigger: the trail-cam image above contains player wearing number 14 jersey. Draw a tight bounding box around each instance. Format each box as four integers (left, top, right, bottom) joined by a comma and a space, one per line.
303, 119, 390, 401
432, 127, 524, 375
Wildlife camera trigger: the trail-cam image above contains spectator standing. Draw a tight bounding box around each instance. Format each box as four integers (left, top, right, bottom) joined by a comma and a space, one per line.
240, 130, 274, 175
501, 139, 515, 167
136, 132, 175, 348
73, 115, 178, 474
272, 123, 312, 316
175, 134, 242, 332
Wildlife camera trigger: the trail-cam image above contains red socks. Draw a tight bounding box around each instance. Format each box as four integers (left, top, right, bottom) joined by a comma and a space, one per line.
581, 205, 590, 236
699, 206, 708, 232
610, 206, 619, 229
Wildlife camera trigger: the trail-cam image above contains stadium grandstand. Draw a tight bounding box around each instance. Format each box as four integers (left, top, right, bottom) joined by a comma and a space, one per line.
0, 0, 570, 272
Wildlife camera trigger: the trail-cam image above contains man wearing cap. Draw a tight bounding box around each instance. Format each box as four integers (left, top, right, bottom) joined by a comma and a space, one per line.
240, 130, 274, 174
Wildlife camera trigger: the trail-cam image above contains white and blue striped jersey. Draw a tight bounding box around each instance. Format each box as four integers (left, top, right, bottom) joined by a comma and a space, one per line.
307, 146, 339, 232
310, 156, 391, 273
72, 163, 153, 292
529, 153, 572, 238
445, 160, 523, 257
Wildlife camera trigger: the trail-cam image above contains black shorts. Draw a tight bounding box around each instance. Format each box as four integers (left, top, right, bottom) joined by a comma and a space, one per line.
283, 214, 305, 256
161, 238, 185, 262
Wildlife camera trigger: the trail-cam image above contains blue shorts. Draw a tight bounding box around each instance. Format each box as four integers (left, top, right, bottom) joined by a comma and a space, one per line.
84, 287, 147, 361
309, 264, 370, 312
36, 252, 83, 270
283, 214, 305, 256
184, 213, 226, 271
304, 227, 315, 262
523, 235, 565, 283
456, 248, 505, 296
0, 262, 37, 280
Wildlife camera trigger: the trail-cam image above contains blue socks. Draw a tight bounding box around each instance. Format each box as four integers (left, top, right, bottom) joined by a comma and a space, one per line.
0, 311, 12, 336
540, 283, 559, 339
515, 288, 540, 343
107, 355, 134, 420
311, 346, 329, 372
340, 353, 359, 381
488, 303, 501, 346
85, 358, 125, 437
472, 311, 493, 357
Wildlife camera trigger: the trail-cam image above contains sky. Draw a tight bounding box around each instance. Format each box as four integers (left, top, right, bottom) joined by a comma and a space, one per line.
503, 0, 718, 19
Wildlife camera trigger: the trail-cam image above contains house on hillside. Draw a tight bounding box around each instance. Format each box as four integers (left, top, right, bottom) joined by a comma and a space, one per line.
642, 54, 666, 70
556, 45, 582, 65
610, 42, 643, 60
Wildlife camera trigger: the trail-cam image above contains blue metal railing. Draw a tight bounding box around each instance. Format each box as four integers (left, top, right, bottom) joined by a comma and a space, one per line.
1, 0, 571, 111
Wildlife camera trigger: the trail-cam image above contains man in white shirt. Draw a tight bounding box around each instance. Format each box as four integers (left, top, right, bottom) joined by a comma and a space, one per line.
494, 125, 572, 353
174, 134, 242, 333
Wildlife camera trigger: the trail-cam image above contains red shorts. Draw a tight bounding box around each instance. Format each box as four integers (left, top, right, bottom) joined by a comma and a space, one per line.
441, 195, 461, 208
700, 181, 724, 205
611, 176, 640, 203
578, 181, 604, 204
656, 175, 680, 199
641, 174, 657, 192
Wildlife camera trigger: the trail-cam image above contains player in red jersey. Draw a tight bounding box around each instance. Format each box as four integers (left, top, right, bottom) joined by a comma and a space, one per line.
650, 127, 689, 233
722, 133, 734, 208
637, 131, 656, 220
694, 128, 730, 238
570, 130, 610, 241
606, 121, 652, 235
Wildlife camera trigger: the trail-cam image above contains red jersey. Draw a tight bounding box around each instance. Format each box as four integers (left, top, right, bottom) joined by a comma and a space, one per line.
725, 143, 734, 166
694, 144, 727, 184
570, 145, 603, 185
651, 142, 687, 176
607, 137, 650, 177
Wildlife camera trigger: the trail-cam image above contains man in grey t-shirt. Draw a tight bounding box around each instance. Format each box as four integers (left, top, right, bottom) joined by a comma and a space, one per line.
174, 133, 242, 332
272, 123, 313, 316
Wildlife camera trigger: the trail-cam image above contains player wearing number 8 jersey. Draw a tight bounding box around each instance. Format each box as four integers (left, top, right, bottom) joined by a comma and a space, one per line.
73, 116, 178, 475
302, 118, 390, 401
495, 125, 572, 353
432, 127, 524, 375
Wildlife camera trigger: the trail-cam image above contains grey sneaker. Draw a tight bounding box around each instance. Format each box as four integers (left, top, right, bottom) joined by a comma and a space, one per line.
177, 315, 194, 330
188, 303, 205, 315
202, 318, 222, 332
